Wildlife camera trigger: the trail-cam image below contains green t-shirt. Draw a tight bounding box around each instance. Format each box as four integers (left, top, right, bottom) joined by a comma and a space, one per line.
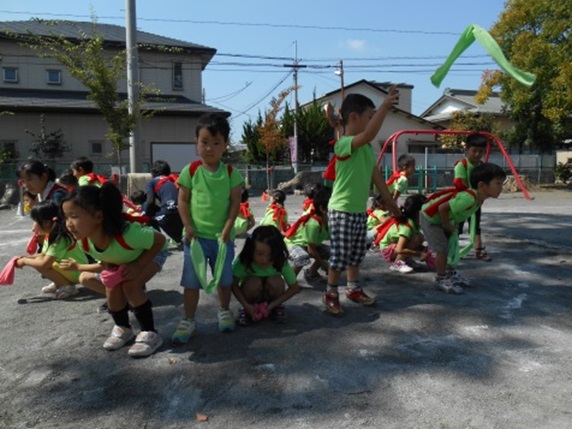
178, 162, 244, 240
259, 204, 289, 232
78, 176, 102, 187
422, 191, 480, 226
42, 236, 89, 264
232, 259, 297, 286
367, 208, 389, 230
379, 219, 417, 249
388, 175, 409, 195
454, 158, 479, 190
328, 136, 376, 214
83, 222, 163, 265
284, 215, 329, 248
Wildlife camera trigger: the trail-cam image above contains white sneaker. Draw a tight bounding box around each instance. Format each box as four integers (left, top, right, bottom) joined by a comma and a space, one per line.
54, 284, 78, 299
389, 260, 414, 274
41, 283, 57, 293
217, 309, 236, 332
128, 331, 163, 358
447, 270, 471, 287
103, 325, 135, 351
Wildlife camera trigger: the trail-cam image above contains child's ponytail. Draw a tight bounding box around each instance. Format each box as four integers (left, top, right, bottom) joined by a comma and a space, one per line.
30, 200, 72, 247
99, 182, 125, 236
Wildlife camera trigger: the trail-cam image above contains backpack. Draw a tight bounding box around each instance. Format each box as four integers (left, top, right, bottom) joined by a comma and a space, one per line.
373, 217, 413, 247
153, 174, 180, 193
284, 210, 324, 239
423, 188, 477, 217
189, 160, 233, 178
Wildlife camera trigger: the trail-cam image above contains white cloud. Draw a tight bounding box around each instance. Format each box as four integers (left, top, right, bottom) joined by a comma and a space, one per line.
346, 39, 366, 51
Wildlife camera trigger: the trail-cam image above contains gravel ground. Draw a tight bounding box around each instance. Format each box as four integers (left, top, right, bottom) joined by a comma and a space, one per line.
0, 189, 571, 429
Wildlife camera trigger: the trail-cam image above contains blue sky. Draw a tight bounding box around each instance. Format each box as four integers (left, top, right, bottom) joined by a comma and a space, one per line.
0, 1, 507, 142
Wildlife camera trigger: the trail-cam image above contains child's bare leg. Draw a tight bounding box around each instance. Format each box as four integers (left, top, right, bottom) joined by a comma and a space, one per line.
435, 253, 447, 277
327, 267, 342, 287
346, 265, 359, 283
122, 262, 160, 307
217, 284, 232, 310
37, 268, 73, 287
241, 277, 264, 304
182, 288, 200, 319
78, 272, 106, 295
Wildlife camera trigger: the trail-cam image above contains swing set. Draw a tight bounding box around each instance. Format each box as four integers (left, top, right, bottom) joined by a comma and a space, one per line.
376, 129, 532, 200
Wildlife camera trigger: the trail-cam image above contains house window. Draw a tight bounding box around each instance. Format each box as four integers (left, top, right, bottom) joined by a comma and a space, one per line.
90, 141, 104, 156
46, 69, 62, 85
2, 67, 18, 83
173, 61, 183, 90
0, 140, 18, 160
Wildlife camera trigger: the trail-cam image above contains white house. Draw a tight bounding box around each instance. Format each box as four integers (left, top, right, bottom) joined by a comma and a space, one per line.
420, 88, 513, 132
0, 20, 228, 173
306, 79, 443, 165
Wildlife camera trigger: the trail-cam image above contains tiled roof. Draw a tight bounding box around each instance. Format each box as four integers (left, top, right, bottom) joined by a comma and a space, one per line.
0, 20, 214, 51
0, 88, 228, 116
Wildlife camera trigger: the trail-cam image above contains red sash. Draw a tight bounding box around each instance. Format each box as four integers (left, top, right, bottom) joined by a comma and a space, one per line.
284, 209, 323, 239
153, 174, 179, 193
373, 217, 413, 247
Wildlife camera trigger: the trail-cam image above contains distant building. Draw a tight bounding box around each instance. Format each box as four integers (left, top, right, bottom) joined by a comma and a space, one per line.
420, 88, 513, 131
304, 79, 443, 163
0, 20, 228, 172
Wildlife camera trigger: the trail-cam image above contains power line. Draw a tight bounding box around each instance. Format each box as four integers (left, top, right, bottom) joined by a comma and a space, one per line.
0, 10, 461, 35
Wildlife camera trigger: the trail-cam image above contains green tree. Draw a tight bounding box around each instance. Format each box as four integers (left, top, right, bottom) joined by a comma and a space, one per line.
439, 111, 500, 149
282, 96, 333, 164
241, 113, 264, 163
26, 114, 70, 161
477, 0, 572, 153
8, 19, 158, 169
257, 87, 295, 189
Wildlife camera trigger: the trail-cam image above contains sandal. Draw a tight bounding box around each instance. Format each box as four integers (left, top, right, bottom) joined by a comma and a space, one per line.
475, 247, 492, 262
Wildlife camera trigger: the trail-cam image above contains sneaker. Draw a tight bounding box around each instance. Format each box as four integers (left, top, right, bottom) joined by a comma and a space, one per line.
171, 319, 197, 344
405, 258, 424, 270
217, 309, 236, 332
345, 287, 376, 306
103, 325, 135, 351
434, 275, 464, 294
389, 260, 414, 274
236, 308, 252, 326
447, 270, 471, 287
303, 268, 325, 283
270, 305, 287, 323
41, 283, 57, 293
425, 251, 437, 270
128, 331, 163, 358
54, 284, 78, 299
323, 291, 343, 316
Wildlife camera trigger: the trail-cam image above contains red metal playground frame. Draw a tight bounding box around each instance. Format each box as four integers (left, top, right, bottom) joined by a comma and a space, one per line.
376, 129, 531, 200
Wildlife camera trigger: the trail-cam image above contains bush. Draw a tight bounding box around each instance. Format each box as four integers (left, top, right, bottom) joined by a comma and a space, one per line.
554, 162, 572, 183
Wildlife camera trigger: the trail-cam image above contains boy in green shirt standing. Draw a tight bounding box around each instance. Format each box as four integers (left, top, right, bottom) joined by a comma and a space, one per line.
420, 162, 506, 294
325, 90, 401, 316
172, 113, 244, 343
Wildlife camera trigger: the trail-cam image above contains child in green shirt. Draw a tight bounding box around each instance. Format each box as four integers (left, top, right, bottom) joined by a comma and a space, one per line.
325, 90, 401, 316
172, 113, 244, 344
420, 162, 506, 294
232, 225, 300, 325
386, 154, 416, 202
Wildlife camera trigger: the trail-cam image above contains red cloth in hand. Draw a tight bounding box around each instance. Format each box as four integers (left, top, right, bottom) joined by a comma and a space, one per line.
0, 257, 19, 286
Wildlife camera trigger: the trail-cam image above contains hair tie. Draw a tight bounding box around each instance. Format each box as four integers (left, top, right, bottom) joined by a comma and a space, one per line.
52, 216, 58, 222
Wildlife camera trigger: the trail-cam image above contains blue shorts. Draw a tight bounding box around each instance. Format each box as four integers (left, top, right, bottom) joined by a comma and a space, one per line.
180, 237, 235, 289
153, 248, 169, 270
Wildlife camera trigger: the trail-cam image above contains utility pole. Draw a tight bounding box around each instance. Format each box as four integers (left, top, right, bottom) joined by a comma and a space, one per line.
126, 0, 140, 173
283, 41, 306, 174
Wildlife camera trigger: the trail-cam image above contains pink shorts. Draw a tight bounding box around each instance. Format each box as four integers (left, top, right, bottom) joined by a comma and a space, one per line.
380, 243, 397, 262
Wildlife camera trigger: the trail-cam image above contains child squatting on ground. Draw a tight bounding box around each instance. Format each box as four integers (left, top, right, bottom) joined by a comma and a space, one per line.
59, 183, 168, 358
386, 154, 416, 203
15, 200, 88, 299
377, 194, 429, 274
172, 113, 244, 344
420, 162, 506, 294
284, 186, 331, 283
325, 89, 402, 316
231, 225, 300, 325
